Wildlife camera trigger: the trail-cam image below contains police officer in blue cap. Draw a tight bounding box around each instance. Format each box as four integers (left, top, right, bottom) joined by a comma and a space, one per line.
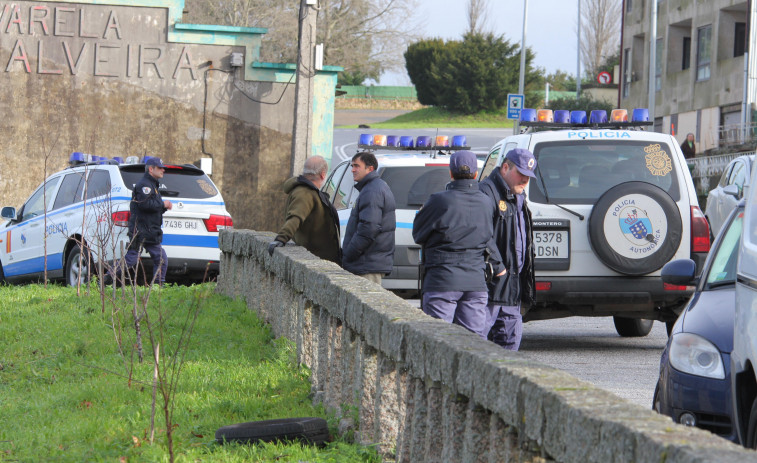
113, 157, 173, 285
479, 148, 537, 350
412, 150, 504, 337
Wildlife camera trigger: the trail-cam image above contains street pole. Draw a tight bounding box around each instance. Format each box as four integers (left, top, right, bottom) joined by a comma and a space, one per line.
648, 0, 657, 123
576, 0, 581, 99
291, 0, 317, 176
514, 0, 528, 135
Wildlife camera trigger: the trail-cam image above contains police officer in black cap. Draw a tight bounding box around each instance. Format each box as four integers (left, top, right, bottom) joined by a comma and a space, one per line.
479, 148, 537, 350
412, 150, 504, 338
119, 157, 173, 285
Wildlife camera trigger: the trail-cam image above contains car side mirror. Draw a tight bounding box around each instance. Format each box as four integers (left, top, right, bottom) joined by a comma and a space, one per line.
661, 259, 698, 286
1, 206, 16, 221
723, 184, 740, 198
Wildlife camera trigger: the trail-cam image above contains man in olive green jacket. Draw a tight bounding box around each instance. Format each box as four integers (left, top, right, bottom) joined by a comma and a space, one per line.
268, 156, 342, 264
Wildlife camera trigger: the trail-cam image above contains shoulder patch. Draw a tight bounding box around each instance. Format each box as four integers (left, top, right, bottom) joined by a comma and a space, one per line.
142, 187, 152, 195
499, 200, 507, 212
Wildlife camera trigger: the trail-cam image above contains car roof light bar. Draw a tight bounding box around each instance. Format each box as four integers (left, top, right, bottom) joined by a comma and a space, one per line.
520, 107, 653, 130
357, 134, 471, 152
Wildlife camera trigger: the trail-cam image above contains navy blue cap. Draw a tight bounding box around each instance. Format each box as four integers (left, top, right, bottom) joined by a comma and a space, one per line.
505, 148, 536, 178
449, 150, 477, 175
146, 157, 166, 169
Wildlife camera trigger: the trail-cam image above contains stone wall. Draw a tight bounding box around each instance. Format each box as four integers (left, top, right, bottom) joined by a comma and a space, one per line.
216, 229, 756, 462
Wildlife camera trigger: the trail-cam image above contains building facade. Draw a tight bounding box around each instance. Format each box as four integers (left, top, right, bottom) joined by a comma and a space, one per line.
620, 0, 756, 154
0, 0, 340, 232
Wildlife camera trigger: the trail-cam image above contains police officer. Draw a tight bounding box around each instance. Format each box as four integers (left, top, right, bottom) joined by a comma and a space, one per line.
412, 150, 504, 337
120, 157, 173, 285
479, 148, 536, 350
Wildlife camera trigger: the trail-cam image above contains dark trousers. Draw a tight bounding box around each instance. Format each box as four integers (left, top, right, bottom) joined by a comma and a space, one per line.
422, 291, 489, 338
487, 303, 523, 351
114, 243, 168, 285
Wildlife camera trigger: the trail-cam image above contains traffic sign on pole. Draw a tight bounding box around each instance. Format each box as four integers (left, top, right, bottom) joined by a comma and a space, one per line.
507, 94, 524, 120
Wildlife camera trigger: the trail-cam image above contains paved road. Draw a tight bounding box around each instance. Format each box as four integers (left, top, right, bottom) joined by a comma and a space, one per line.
519, 316, 666, 409
406, 299, 665, 409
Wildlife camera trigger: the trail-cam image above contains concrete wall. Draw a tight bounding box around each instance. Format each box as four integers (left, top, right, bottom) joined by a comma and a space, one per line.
0, 0, 340, 233
216, 229, 757, 462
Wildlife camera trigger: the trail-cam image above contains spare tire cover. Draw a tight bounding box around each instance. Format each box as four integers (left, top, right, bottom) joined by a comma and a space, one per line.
588, 181, 682, 276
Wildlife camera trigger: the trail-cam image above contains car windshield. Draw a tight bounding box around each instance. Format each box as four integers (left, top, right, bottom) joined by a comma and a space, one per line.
704, 209, 743, 289
380, 166, 451, 209
119, 166, 218, 198
529, 140, 681, 205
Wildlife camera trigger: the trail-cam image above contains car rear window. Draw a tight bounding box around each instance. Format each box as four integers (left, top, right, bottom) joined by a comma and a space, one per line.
529, 140, 681, 205
119, 166, 218, 199
380, 166, 451, 209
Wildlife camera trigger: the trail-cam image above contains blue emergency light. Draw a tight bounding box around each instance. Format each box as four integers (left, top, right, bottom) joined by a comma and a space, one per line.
451, 135, 467, 148
554, 110, 570, 123
589, 110, 608, 124
632, 108, 649, 122
386, 135, 400, 147
416, 136, 432, 148
359, 134, 373, 146
112, 156, 124, 164
69, 152, 86, 165
570, 111, 587, 124
399, 136, 414, 147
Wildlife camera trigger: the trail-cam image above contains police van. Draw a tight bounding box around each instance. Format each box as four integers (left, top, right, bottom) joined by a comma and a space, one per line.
323, 134, 481, 294
480, 108, 711, 337
0, 153, 232, 285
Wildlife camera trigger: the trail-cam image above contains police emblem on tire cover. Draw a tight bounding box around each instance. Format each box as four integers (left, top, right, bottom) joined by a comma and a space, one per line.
603, 193, 668, 259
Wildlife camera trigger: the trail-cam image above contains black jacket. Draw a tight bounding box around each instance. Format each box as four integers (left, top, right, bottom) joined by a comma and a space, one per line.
128, 172, 166, 249
412, 179, 503, 292
342, 171, 396, 275
479, 169, 536, 305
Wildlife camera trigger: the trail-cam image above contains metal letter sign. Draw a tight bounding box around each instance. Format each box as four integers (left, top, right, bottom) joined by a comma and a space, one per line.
507, 94, 524, 120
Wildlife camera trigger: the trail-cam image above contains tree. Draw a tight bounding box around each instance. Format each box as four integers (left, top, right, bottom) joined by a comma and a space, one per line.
579, 0, 621, 80
432, 33, 524, 114
404, 38, 448, 106
184, 0, 420, 85
467, 0, 492, 35
545, 70, 577, 91
544, 95, 613, 114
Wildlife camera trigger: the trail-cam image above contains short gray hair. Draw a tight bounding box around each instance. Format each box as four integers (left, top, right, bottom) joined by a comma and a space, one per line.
303, 156, 328, 178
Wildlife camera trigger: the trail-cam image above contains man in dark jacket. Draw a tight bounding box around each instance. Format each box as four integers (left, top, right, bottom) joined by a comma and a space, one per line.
479, 148, 537, 350
413, 150, 504, 338
342, 151, 396, 284
121, 157, 173, 285
268, 156, 341, 264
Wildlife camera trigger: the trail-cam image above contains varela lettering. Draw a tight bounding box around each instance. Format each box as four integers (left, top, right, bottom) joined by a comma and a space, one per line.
1, 3, 198, 79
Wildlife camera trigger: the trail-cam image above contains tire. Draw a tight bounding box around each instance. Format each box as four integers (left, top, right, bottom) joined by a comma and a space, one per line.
652, 383, 662, 413
747, 397, 757, 449
613, 316, 654, 337
65, 244, 92, 287
589, 182, 682, 276
215, 417, 329, 446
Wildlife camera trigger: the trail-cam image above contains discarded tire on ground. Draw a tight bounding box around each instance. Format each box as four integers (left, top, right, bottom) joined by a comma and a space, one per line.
215, 417, 329, 446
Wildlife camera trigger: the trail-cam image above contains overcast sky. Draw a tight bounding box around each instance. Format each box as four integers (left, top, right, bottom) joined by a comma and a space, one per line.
378, 0, 582, 85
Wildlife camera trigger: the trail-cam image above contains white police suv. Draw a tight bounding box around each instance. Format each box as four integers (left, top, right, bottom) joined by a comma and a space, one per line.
0, 153, 232, 285
481, 108, 711, 337
323, 134, 479, 294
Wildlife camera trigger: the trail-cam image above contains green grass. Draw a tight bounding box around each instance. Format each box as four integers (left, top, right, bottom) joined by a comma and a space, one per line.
342, 106, 515, 129
0, 283, 380, 462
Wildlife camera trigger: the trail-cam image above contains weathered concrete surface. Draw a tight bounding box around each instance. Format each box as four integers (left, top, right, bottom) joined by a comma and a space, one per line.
217, 229, 757, 462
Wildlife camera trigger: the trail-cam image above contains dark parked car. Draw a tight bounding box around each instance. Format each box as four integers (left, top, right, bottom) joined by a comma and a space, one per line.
653, 201, 745, 442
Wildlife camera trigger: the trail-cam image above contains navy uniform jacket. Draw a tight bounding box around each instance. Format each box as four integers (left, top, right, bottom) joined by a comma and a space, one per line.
342, 171, 396, 275
128, 172, 167, 249
412, 179, 503, 293
479, 168, 536, 305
